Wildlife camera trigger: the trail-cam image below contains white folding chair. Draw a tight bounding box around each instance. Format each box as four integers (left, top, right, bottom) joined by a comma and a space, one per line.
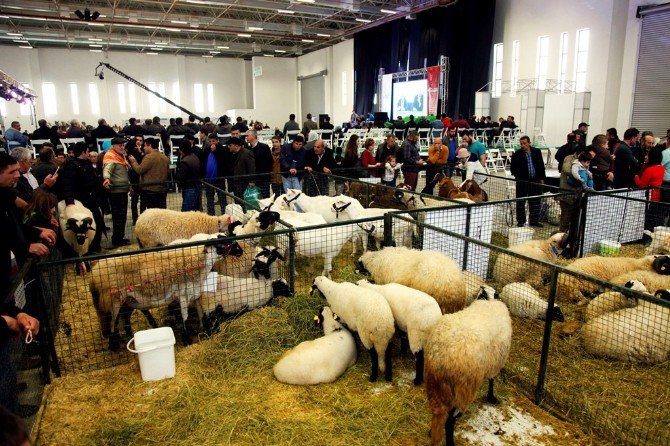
286, 130, 300, 142
169, 135, 185, 156
29, 139, 51, 158
487, 149, 506, 171
418, 128, 431, 147
59, 138, 85, 152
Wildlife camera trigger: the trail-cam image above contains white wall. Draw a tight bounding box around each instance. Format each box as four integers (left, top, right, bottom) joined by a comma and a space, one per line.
489, 0, 654, 146
0, 46, 252, 130
251, 56, 298, 130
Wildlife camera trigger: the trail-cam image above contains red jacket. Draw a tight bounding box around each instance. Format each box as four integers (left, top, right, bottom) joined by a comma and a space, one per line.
635, 164, 664, 201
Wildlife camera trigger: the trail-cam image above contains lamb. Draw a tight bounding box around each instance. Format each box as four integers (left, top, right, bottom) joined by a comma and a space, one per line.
311, 276, 395, 382
282, 188, 361, 223
90, 233, 243, 350
643, 228, 670, 255
356, 247, 467, 314
610, 270, 670, 296
198, 247, 291, 333
491, 232, 567, 288
135, 208, 279, 247
500, 282, 565, 321
581, 290, 670, 363
257, 193, 291, 212
585, 280, 648, 322
556, 255, 658, 302
58, 199, 96, 275
273, 306, 357, 385
424, 285, 512, 446
369, 183, 412, 210
357, 280, 441, 385
433, 174, 488, 203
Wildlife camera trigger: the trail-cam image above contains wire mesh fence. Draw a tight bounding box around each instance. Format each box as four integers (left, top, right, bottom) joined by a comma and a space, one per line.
384, 212, 670, 446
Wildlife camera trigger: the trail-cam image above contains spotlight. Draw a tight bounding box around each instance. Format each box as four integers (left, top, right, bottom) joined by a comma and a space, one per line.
91, 11, 100, 21
75, 8, 101, 21
98, 72, 104, 80
75, 10, 85, 20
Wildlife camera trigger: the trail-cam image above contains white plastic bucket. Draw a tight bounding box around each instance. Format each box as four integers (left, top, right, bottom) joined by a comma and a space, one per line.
598, 240, 621, 256
508, 227, 534, 247
127, 327, 176, 382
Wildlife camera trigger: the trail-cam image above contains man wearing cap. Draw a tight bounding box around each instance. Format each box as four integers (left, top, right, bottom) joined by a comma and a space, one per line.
461, 131, 488, 181
280, 135, 306, 191
228, 137, 256, 207
103, 137, 131, 247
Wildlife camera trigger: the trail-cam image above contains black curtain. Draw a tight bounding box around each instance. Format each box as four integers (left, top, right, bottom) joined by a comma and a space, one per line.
354, 0, 496, 119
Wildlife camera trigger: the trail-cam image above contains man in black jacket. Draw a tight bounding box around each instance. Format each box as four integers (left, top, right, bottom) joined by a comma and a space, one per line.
90, 118, 118, 142
31, 119, 58, 146
305, 139, 335, 196
554, 133, 578, 172
613, 128, 640, 189
246, 130, 273, 198
510, 136, 546, 227
201, 134, 231, 215
121, 118, 145, 137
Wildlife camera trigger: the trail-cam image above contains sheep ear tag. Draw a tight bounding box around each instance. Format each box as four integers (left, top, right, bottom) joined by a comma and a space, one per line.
313, 315, 321, 326
551, 245, 559, 256
332, 313, 340, 321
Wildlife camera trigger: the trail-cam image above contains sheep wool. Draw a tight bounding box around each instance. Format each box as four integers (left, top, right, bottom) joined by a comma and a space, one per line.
463, 271, 486, 306
135, 208, 236, 247
425, 285, 512, 446
357, 280, 441, 385
500, 282, 564, 321
357, 247, 466, 314
585, 280, 648, 322
557, 255, 657, 302
491, 232, 566, 288
312, 276, 395, 382
581, 291, 670, 363
610, 270, 670, 296
273, 307, 357, 385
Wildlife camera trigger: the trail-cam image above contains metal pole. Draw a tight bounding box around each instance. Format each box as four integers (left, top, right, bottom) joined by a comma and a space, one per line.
462, 206, 471, 270
383, 213, 395, 247
288, 230, 296, 294
535, 267, 559, 404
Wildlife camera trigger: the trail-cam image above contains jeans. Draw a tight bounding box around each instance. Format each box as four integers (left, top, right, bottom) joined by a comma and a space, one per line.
181, 187, 200, 212
109, 192, 128, 244
205, 185, 226, 215
140, 191, 167, 210
130, 189, 140, 224
282, 176, 302, 192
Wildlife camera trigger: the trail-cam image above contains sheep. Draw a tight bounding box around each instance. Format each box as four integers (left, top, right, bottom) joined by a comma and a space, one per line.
223, 203, 249, 224
585, 280, 648, 322
198, 247, 291, 333
463, 271, 486, 306
90, 234, 243, 350
643, 228, 670, 255
425, 285, 512, 446
491, 232, 567, 288
610, 270, 670, 296
357, 280, 441, 385
257, 193, 291, 212
282, 188, 361, 223
273, 306, 357, 385
556, 255, 658, 302
433, 174, 488, 203
369, 183, 412, 210
58, 199, 96, 275
135, 208, 279, 247
356, 247, 466, 314
311, 276, 395, 382
500, 282, 565, 321
581, 290, 670, 363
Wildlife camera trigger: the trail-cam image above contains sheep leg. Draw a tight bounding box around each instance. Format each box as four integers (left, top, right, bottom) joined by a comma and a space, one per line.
178, 297, 192, 346
120, 305, 134, 338
429, 408, 448, 446
384, 347, 393, 382
444, 408, 457, 446
399, 331, 409, 355
414, 350, 424, 386
141, 309, 158, 328
368, 348, 379, 382
486, 378, 499, 404
108, 301, 122, 351
322, 255, 333, 278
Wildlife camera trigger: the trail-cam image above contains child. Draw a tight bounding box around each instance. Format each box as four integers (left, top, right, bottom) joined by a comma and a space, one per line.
383, 155, 403, 187
570, 151, 594, 190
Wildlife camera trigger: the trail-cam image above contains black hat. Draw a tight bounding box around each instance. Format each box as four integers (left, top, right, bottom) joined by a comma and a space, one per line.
578, 122, 589, 127
227, 136, 243, 146
111, 137, 126, 145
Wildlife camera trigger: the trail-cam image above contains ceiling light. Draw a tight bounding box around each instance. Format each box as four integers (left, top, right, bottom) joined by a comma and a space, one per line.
263, 54, 274, 57
12, 39, 25, 43
356, 18, 372, 23
296, 0, 316, 3
164, 27, 181, 32
151, 47, 162, 51
217, 46, 229, 49
277, 9, 295, 14
248, 27, 264, 31
7, 32, 23, 37
88, 38, 102, 42
89, 44, 102, 48
380, 9, 397, 14
19, 45, 33, 49
316, 33, 330, 37
146, 52, 158, 55
171, 20, 187, 24
301, 39, 314, 43
274, 49, 286, 53
155, 41, 168, 45
202, 55, 213, 58
237, 33, 251, 38
209, 50, 220, 54
89, 49, 102, 52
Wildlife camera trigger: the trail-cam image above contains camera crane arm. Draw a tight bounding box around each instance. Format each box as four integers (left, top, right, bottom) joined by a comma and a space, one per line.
95, 62, 203, 121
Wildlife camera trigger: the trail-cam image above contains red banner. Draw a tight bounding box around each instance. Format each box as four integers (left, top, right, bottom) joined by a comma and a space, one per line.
426, 65, 440, 116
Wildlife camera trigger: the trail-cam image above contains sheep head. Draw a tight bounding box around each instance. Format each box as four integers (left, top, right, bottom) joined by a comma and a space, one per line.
250, 246, 286, 279
331, 200, 352, 218
271, 279, 292, 298
548, 232, 568, 256
66, 217, 95, 246
652, 255, 670, 275
476, 285, 499, 301
310, 277, 327, 298
654, 289, 670, 301
551, 306, 565, 322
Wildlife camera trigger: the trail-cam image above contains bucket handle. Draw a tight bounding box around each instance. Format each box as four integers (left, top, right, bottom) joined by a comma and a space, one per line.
127, 337, 173, 354
127, 337, 139, 354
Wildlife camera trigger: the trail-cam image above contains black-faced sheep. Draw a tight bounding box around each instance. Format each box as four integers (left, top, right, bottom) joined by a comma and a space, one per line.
311, 276, 395, 382
273, 306, 357, 385
424, 285, 512, 446
357, 247, 466, 314
58, 199, 96, 274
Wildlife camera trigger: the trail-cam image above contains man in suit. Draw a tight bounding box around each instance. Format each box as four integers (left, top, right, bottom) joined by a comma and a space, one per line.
228, 137, 256, 209
510, 136, 546, 227
246, 129, 273, 198
305, 139, 335, 196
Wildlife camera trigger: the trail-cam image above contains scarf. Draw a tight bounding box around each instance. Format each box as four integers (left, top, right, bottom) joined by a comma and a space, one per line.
103, 149, 129, 168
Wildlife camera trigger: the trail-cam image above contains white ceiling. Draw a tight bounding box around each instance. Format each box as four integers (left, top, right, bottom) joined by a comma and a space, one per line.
0, 0, 448, 58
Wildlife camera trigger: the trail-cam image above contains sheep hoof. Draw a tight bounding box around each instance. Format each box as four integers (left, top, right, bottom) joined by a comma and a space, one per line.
413, 376, 423, 386
108, 334, 121, 352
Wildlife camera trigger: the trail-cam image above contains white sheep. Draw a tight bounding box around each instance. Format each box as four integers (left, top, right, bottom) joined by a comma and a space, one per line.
90, 233, 243, 349
463, 271, 486, 306
357, 247, 466, 314
135, 208, 280, 247
585, 280, 648, 322
273, 306, 357, 385
224, 203, 249, 224
424, 285, 512, 446
500, 282, 565, 321
491, 232, 567, 288
643, 228, 670, 255
258, 193, 291, 212
557, 255, 658, 302
283, 188, 360, 223
581, 290, 670, 363
610, 270, 670, 296
198, 248, 291, 333
357, 280, 441, 385
311, 276, 395, 382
